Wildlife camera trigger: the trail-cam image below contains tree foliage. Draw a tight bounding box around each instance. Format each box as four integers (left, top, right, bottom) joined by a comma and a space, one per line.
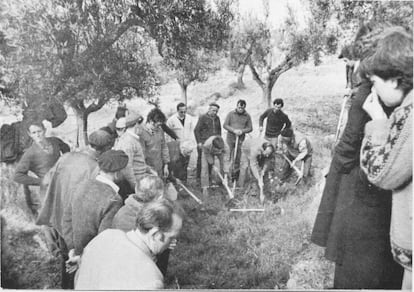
131, 0, 234, 104
1, 0, 160, 145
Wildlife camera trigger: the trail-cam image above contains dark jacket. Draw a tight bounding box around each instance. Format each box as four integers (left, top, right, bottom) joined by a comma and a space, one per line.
259, 109, 291, 138
311, 77, 403, 288
194, 113, 221, 144
63, 178, 122, 256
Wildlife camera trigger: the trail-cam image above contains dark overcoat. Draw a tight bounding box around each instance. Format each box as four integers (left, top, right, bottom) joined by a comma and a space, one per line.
311, 77, 403, 289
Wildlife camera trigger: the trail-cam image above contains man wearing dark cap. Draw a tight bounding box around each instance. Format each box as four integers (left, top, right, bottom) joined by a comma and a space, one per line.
278, 128, 313, 181
36, 129, 114, 289
201, 135, 229, 196
114, 112, 151, 196
63, 150, 128, 276
194, 103, 222, 180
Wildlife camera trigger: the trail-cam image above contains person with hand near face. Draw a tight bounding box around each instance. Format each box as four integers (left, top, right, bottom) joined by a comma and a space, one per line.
75, 199, 184, 290
359, 27, 413, 290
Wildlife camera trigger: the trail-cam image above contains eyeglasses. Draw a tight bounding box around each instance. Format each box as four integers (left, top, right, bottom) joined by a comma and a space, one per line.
178, 111, 186, 114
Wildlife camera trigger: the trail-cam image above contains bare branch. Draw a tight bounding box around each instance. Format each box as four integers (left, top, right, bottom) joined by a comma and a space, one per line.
249, 63, 264, 88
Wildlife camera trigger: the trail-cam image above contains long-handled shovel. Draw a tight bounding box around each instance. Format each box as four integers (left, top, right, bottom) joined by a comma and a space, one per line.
231, 135, 240, 196
213, 166, 234, 199
175, 179, 203, 205
281, 154, 303, 185
334, 94, 350, 143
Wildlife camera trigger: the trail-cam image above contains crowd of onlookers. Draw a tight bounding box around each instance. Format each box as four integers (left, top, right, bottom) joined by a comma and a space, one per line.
9, 22, 412, 290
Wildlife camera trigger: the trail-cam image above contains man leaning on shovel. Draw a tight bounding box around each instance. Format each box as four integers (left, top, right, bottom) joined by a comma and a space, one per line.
223, 99, 252, 187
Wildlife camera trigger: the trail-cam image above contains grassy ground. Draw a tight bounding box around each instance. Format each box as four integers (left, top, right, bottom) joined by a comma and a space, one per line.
1, 56, 345, 289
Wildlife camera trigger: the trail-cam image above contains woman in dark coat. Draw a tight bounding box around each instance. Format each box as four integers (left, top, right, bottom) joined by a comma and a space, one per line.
311, 23, 404, 289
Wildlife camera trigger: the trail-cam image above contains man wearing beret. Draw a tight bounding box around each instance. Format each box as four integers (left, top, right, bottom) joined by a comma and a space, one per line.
114, 113, 152, 197
63, 150, 128, 275
194, 103, 222, 180
36, 129, 114, 288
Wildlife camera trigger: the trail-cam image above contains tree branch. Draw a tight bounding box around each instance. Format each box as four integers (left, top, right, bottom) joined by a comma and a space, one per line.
249, 63, 265, 88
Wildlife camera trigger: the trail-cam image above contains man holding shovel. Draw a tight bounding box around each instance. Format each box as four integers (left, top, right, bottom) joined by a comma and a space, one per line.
278, 128, 313, 183
223, 99, 253, 186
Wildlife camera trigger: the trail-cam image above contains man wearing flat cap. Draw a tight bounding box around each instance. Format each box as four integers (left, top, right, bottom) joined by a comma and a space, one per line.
63, 149, 128, 275
36, 129, 114, 289
114, 112, 151, 196
194, 102, 222, 180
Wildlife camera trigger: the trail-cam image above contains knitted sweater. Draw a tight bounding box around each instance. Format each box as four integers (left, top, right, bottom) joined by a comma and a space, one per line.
361, 91, 412, 270
62, 177, 122, 256
223, 110, 253, 144
259, 109, 291, 138
14, 137, 70, 185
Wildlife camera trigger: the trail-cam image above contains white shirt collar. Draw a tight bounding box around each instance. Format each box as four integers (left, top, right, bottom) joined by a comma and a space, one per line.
96, 174, 120, 193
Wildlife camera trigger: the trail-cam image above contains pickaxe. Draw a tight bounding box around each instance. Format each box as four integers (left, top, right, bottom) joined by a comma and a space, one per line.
281, 154, 303, 185
213, 166, 234, 199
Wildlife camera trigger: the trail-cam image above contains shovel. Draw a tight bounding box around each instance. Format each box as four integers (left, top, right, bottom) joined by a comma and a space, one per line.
281, 154, 303, 185
231, 135, 240, 196
213, 166, 234, 199
175, 179, 203, 205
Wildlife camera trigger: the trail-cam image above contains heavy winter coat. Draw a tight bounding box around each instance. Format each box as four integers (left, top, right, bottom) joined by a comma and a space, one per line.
36, 149, 99, 236
62, 177, 122, 256
311, 77, 403, 289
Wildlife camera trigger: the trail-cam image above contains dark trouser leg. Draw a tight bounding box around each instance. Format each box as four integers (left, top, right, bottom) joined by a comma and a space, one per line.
156, 249, 171, 277
171, 153, 189, 182
58, 235, 75, 289
196, 148, 202, 179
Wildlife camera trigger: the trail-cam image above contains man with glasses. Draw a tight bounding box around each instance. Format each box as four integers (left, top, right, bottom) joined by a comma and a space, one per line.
223, 99, 253, 185
259, 98, 292, 149
166, 103, 198, 182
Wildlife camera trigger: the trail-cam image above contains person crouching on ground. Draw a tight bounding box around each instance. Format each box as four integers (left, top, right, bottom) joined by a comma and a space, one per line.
278, 128, 313, 183
75, 199, 185, 290
201, 135, 229, 197
112, 175, 176, 277
240, 139, 275, 201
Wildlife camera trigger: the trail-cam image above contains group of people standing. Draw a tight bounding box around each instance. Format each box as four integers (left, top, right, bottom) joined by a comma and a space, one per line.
312, 24, 412, 289
11, 93, 313, 289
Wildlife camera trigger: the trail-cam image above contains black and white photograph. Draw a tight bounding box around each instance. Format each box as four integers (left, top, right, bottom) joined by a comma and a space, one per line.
0, 0, 412, 289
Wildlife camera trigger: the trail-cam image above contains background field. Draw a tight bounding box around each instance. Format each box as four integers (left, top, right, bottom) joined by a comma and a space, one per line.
1, 55, 347, 289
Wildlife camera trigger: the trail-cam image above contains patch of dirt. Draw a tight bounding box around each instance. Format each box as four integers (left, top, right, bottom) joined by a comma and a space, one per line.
1, 214, 61, 289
